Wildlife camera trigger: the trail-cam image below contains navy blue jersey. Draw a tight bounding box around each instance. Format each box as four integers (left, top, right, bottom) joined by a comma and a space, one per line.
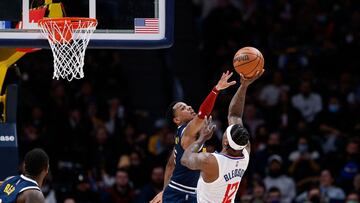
166, 123, 202, 196
0, 175, 40, 203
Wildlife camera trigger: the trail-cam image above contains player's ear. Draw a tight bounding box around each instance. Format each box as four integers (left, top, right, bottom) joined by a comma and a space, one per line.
224, 137, 230, 148
173, 117, 180, 125
46, 164, 50, 174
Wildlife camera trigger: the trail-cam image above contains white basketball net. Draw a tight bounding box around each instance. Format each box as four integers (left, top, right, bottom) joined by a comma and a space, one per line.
38, 18, 97, 81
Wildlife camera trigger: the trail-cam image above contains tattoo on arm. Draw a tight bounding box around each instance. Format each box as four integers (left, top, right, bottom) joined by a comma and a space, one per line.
181, 138, 208, 170
228, 85, 248, 126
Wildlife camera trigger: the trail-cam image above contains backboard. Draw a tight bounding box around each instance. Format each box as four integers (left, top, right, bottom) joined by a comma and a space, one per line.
0, 0, 173, 49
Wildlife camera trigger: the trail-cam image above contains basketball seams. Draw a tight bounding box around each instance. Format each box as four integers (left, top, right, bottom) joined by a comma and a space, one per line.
233, 47, 264, 78
245, 55, 262, 77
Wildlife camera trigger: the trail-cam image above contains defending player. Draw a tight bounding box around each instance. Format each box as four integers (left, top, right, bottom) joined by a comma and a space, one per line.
0, 148, 49, 203
150, 71, 236, 203
181, 70, 264, 203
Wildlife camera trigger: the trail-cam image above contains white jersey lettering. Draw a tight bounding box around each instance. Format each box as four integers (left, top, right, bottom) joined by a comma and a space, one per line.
196, 149, 250, 203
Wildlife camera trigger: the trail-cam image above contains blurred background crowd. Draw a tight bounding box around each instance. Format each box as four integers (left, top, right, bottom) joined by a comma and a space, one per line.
8, 0, 360, 202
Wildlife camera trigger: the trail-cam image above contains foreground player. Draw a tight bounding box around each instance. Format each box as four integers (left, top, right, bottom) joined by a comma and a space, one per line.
151, 71, 236, 203
181, 70, 264, 203
0, 148, 49, 203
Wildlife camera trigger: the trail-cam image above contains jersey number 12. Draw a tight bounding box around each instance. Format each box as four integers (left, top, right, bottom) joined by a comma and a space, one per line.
222, 182, 240, 203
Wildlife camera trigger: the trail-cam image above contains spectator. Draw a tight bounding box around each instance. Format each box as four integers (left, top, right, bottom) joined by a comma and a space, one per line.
264, 155, 296, 203
251, 180, 266, 203
306, 186, 322, 203
288, 136, 321, 182
319, 169, 346, 202
291, 81, 322, 123
106, 169, 135, 203
71, 173, 101, 203
265, 187, 282, 203
259, 71, 289, 108
243, 103, 265, 136
134, 166, 164, 202
254, 132, 285, 176
354, 174, 360, 196
346, 192, 359, 203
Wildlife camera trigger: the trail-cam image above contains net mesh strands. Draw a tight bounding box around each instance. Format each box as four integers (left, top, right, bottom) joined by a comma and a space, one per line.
38, 18, 97, 81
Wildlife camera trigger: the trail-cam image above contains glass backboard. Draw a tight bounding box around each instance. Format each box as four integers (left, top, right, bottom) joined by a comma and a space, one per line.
0, 0, 173, 49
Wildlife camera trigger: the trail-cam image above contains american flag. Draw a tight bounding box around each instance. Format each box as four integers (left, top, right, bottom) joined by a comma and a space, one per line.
134, 18, 159, 34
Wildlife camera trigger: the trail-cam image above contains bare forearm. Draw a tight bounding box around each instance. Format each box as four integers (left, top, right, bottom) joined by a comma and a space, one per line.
163, 151, 175, 189
228, 84, 248, 125
181, 138, 206, 170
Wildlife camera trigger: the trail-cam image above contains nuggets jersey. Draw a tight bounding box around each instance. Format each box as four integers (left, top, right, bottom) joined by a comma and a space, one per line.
167, 124, 202, 195
0, 175, 41, 203
197, 149, 249, 203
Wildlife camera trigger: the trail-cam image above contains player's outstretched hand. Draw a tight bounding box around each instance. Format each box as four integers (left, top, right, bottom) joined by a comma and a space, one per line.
150, 191, 163, 203
215, 71, 237, 90
240, 69, 265, 86
199, 116, 216, 141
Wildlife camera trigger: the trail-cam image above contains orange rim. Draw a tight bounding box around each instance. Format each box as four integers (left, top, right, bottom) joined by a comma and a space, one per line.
38, 17, 97, 29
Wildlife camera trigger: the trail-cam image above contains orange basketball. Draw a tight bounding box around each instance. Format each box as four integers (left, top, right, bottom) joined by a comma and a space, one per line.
233, 47, 264, 78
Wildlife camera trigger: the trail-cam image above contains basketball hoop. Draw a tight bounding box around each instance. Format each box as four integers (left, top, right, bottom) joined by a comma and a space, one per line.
38, 17, 97, 81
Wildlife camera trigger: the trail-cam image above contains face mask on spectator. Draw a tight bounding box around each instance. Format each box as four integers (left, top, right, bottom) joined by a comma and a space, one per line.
328, 104, 339, 113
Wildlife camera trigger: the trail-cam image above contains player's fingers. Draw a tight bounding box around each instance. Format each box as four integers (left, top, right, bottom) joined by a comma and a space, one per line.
208, 116, 212, 124
260, 69, 265, 75
211, 124, 216, 131
221, 72, 226, 79
239, 73, 245, 80
226, 71, 233, 79
229, 80, 236, 85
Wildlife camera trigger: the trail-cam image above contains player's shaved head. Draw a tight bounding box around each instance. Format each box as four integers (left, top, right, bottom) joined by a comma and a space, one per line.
24, 148, 49, 177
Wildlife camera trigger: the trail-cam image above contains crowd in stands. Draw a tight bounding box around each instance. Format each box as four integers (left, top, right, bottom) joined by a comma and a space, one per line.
11, 0, 360, 202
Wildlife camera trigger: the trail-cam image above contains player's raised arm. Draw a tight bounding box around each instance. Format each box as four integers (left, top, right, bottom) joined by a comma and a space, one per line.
182, 71, 236, 148
228, 70, 264, 126
181, 116, 216, 170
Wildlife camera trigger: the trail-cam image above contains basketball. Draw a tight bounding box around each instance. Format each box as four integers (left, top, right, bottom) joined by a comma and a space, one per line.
233, 47, 264, 78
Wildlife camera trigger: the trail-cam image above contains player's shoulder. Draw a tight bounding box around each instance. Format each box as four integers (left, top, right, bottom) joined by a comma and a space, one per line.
201, 152, 217, 166
17, 189, 45, 203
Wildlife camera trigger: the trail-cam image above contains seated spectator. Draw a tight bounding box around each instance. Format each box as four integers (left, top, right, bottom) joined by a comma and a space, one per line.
254, 132, 285, 176
265, 187, 282, 203
71, 173, 101, 203
288, 136, 321, 182
291, 81, 322, 123
306, 186, 322, 203
259, 71, 289, 108
264, 155, 296, 203
243, 103, 265, 136
346, 192, 359, 203
320, 169, 346, 202
134, 166, 164, 203
106, 169, 135, 203
353, 174, 360, 197
251, 180, 266, 203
